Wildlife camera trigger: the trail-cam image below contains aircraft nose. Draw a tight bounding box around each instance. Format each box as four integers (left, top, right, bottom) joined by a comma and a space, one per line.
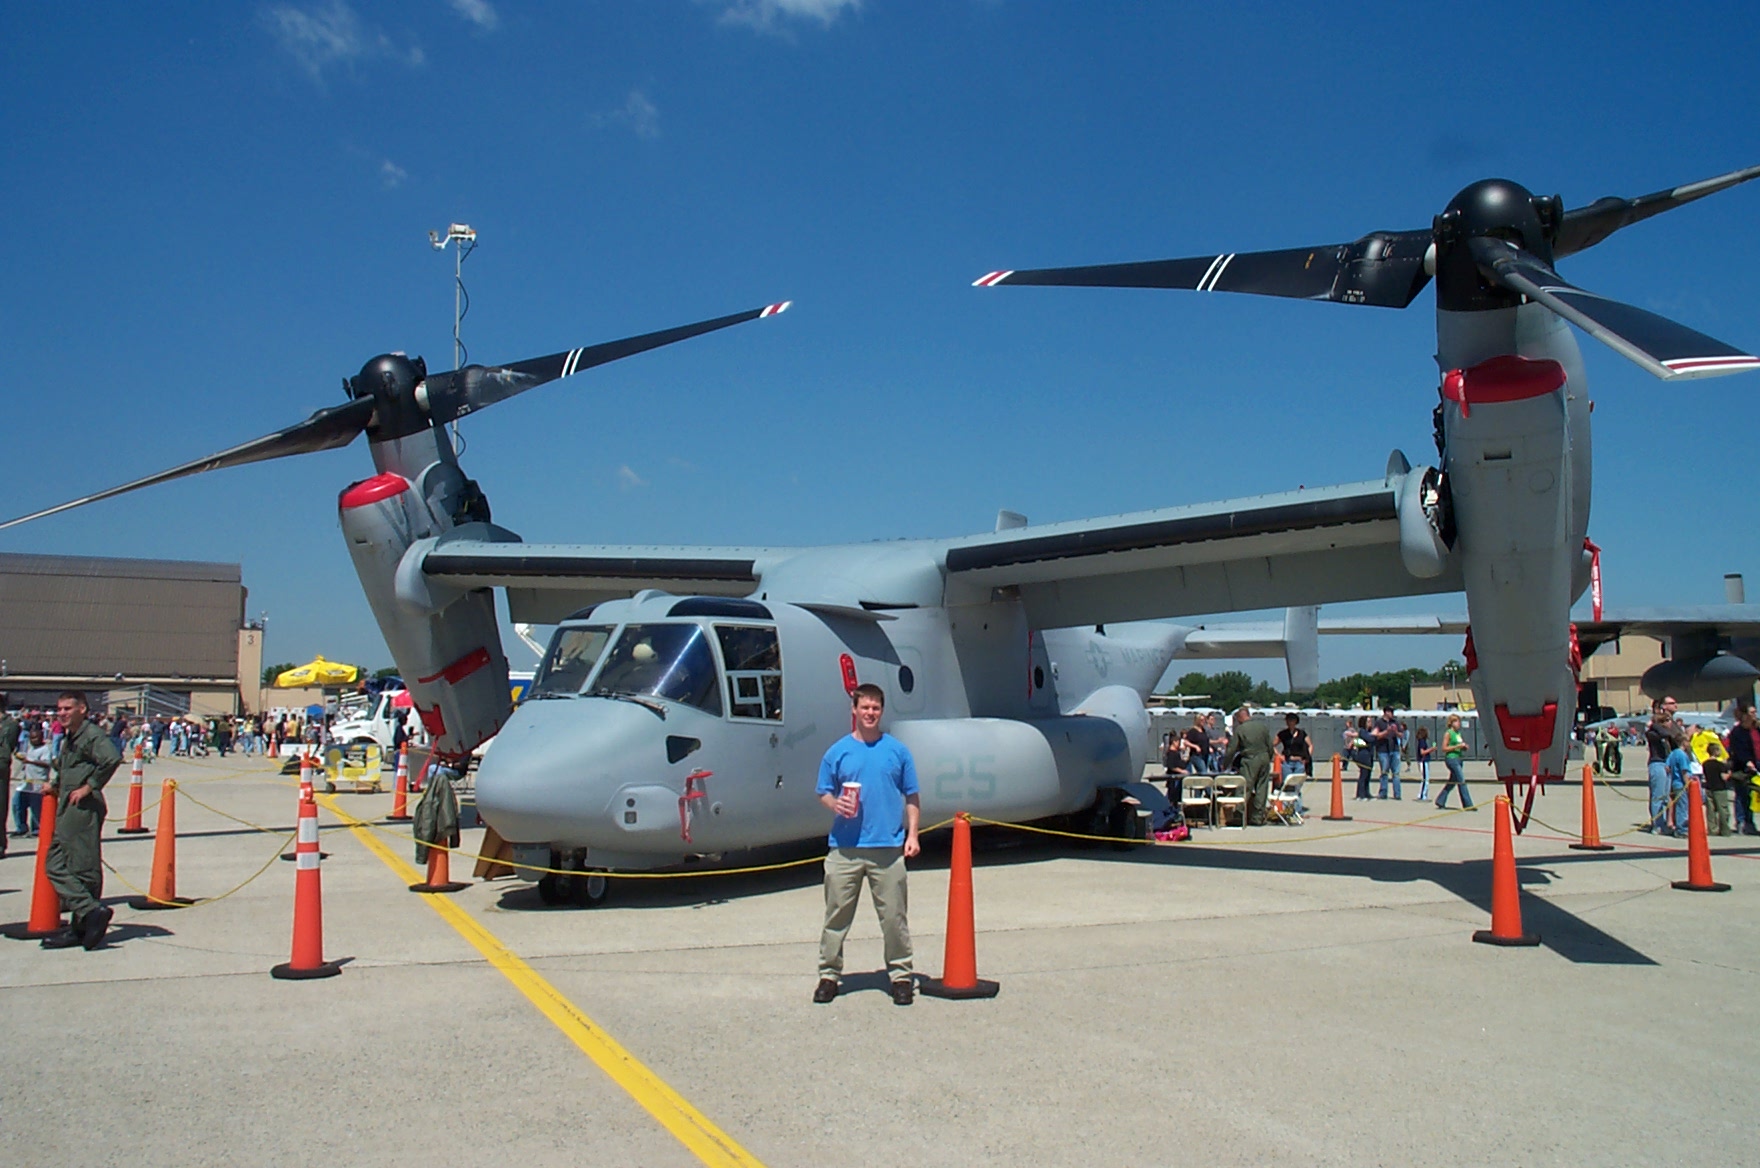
474, 698, 677, 848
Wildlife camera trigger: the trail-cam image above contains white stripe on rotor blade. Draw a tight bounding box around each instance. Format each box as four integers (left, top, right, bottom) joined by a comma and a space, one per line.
761, 300, 791, 317
563, 348, 584, 378
973, 271, 1013, 287
1199, 253, 1236, 292
1195, 254, 1226, 292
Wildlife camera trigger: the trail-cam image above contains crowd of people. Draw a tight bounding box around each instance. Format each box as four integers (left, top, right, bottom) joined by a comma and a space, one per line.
1643, 696, 1759, 838
4, 704, 325, 839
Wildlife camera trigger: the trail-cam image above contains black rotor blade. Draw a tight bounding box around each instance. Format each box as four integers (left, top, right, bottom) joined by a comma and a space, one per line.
975, 228, 1433, 309
1554, 163, 1760, 259
0, 396, 374, 531
421, 300, 792, 425
1469, 236, 1760, 380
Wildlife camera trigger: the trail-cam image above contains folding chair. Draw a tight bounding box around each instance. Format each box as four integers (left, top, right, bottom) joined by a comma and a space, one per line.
1180, 773, 1216, 829
1269, 771, 1306, 825
1213, 774, 1247, 829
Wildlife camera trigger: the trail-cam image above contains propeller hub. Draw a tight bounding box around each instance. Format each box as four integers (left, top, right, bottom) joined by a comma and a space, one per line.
1437, 179, 1554, 258
347, 353, 432, 441
1433, 179, 1557, 312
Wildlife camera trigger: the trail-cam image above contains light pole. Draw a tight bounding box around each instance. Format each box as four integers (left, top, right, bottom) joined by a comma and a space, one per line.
428, 223, 478, 372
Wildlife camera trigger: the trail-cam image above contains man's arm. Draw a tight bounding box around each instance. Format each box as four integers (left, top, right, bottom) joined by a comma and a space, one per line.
903, 793, 921, 858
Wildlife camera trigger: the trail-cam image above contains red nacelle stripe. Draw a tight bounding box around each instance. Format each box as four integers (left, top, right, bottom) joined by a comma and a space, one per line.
418, 646, 492, 687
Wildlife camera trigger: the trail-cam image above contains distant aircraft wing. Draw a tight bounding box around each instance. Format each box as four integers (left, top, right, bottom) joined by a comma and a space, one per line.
1311, 606, 1760, 656
1570, 606, 1760, 655
941, 478, 1461, 628
422, 541, 784, 623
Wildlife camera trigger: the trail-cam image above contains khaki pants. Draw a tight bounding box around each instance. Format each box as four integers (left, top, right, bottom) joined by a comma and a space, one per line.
47, 794, 107, 918
819, 847, 911, 984
1708, 789, 1733, 836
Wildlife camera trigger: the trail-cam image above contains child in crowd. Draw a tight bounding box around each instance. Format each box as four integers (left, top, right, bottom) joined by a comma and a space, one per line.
1664, 736, 1694, 837
1413, 726, 1433, 801
1703, 741, 1731, 837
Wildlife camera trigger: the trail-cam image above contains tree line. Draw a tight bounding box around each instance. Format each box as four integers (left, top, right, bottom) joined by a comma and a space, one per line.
1164, 662, 1465, 711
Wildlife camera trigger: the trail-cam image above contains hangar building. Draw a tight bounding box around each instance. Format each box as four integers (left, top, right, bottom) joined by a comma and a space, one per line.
0, 551, 259, 716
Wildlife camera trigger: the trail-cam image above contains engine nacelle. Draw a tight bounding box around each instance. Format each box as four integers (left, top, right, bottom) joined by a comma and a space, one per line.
1396, 464, 1453, 579
1641, 654, 1760, 704
339, 471, 512, 756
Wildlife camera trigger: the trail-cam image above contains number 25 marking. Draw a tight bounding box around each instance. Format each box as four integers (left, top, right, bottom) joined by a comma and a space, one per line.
932, 754, 997, 801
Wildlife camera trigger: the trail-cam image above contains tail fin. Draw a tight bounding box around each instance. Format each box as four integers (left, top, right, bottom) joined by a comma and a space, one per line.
1178, 606, 1320, 693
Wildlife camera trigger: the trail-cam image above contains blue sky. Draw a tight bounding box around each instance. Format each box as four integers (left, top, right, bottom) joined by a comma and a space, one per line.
4, 1, 1757, 683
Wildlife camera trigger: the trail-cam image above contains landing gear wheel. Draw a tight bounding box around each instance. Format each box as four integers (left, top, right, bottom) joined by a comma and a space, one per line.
539, 852, 610, 908
1107, 802, 1136, 851
573, 872, 609, 907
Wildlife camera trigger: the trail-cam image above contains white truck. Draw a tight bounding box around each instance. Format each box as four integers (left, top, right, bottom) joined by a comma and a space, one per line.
330, 688, 410, 753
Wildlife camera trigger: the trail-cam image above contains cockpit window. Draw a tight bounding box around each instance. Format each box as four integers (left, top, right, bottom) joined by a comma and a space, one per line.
716, 624, 782, 720
588, 623, 723, 715
530, 625, 614, 698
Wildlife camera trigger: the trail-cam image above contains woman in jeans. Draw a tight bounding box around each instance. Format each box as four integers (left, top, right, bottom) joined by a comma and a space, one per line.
1433, 713, 1475, 809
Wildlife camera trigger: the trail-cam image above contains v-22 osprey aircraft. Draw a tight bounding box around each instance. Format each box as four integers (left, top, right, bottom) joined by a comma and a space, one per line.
6, 165, 1758, 900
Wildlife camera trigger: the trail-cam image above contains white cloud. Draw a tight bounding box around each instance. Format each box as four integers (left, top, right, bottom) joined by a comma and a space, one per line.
713, 0, 862, 32
593, 89, 661, 140
379, 159, 408, 189
261, 1, 424, 81
616, 465, 648, 491
447, 0, 499, 31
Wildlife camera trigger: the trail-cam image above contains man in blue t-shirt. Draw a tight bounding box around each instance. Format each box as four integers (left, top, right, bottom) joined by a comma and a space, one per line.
813, 683, 920, 1006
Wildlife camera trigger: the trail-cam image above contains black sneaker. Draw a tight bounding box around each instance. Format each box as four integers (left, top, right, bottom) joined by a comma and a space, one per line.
890, 979, 914, 1006
812, 978, 839, 1004
81, 905, 114, 950
40, 925, 84, 950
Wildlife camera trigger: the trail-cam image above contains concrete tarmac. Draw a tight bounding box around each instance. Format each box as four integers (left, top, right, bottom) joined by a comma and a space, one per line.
2, 754, 1754, 1166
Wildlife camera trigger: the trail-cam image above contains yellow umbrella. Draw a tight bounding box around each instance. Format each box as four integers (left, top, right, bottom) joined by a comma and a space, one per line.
274, 656, 361, 687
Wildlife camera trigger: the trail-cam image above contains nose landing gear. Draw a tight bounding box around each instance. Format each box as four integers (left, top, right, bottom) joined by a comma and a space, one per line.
536, 848, 611, 907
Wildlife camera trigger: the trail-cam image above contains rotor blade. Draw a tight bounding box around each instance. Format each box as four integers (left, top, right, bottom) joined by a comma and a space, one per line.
974, 229, 1433, 309
421, 300, 792, 424
1469, 236, 1760, 380
1555, 163, 1760, 258
0, 396, 374, 531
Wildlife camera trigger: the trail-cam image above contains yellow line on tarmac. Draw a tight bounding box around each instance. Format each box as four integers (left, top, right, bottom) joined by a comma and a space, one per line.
318, 796, 765, 1168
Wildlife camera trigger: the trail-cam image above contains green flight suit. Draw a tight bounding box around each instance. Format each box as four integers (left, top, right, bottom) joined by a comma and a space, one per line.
1226, 717, 1276, 826
47, 718, 122, 919
0, 712, 18, 853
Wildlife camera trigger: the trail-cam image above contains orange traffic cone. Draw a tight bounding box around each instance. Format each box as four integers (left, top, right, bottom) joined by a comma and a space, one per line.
1473, 795, 1540, 946
4, 796, 63, 939
118, 747, 149, 834
409, 841, 468, 894
386, 746, 412, 822
920, 813, 1000, 999
282, 758, 330, 862
1569, 762, 1613, 851
271, 796, 341, 979
132, 780, 195, 909
1322, 753, 1351, 822
1672, 778, 1730, 892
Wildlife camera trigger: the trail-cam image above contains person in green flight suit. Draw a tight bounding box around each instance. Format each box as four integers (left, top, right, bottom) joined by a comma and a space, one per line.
41, 691, 123, 950
1227, 705, 1276, 826
0, 693, 18, 859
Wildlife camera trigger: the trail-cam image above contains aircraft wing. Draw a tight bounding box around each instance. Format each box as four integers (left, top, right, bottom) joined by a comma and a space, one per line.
1312, 606, 1760, 656
422, 541, 786, 623
941, 478, 1461, 628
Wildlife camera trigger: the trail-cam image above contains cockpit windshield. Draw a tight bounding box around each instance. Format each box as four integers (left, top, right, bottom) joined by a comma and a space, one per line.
587, 623, 723, 715
530, 625, 614, 698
